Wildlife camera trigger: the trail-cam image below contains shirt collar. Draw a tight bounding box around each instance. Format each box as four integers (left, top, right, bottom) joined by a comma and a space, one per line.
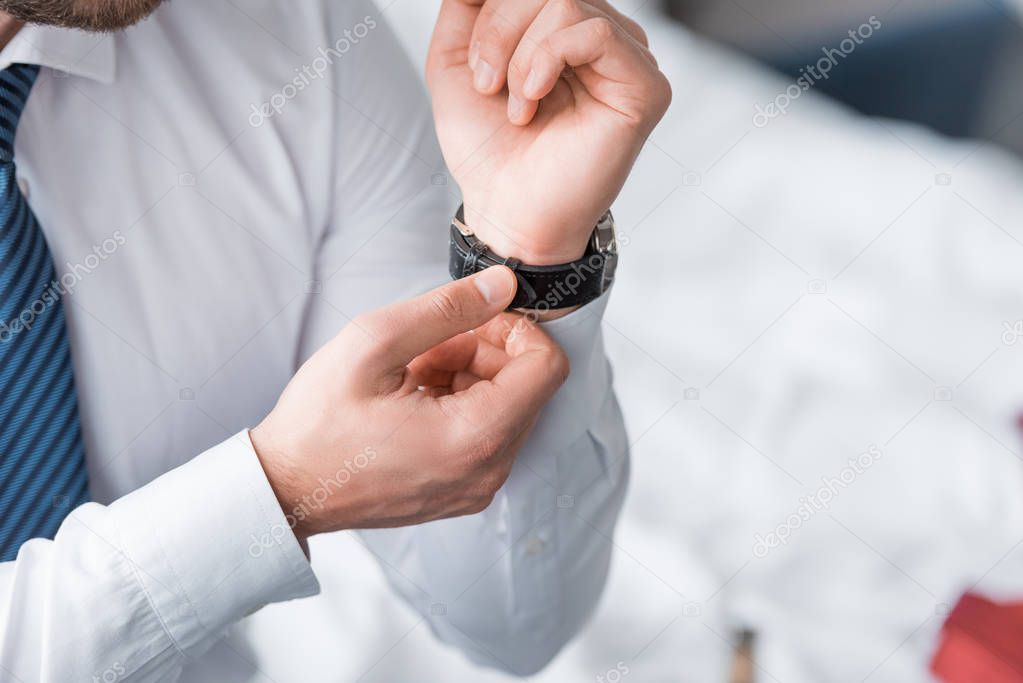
0, 24, 115, 84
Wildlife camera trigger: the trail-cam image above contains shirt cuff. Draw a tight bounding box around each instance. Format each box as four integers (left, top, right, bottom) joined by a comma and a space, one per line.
108, 430, 320, 654
530, 287, 613, 452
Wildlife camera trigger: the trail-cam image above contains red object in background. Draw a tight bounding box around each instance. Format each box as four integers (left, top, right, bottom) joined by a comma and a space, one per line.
931, 593, 1023, 682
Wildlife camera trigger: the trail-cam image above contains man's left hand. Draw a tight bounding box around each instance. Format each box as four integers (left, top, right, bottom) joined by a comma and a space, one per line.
428, 0, 671, 266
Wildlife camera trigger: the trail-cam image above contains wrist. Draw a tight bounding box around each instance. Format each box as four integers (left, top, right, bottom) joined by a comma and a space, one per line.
451, 203, 618, 313
461, 203, 595, 266
249, 424, 314, 548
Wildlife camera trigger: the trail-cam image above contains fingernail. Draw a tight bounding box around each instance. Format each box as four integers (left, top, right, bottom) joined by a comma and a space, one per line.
474, 59, 495, 92
475, 266, 515, 304
469, 40, 480, 70
523, 69, 542, 98
507, 94, 525, 121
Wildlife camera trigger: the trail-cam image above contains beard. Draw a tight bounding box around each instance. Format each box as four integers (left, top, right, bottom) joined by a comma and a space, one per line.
0, 0, 164, 31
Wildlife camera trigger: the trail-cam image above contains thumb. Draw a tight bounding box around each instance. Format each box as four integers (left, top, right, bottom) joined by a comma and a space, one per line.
354, 266, 517, 377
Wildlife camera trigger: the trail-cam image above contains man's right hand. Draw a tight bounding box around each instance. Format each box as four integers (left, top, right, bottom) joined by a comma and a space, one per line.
249, 266, 569, 543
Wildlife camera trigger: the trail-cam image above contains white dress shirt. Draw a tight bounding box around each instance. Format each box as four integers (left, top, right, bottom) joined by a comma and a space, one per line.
0, 1, 629, 681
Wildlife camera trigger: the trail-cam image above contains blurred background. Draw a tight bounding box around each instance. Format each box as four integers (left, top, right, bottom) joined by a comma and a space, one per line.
233, 2, 1023, 682
667, 0, 1023, 152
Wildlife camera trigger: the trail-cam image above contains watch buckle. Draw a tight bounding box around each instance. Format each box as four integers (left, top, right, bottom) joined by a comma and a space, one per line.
453, 206, 474, 237
591, 211, 616, 254
591, 211, 618, 293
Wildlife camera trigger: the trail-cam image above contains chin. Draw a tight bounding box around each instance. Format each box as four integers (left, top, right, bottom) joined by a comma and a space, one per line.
0, 0, 165, 32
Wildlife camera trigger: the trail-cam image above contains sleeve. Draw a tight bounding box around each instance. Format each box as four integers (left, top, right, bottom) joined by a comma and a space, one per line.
300, 6, 630, 675
0, 431, 320, 682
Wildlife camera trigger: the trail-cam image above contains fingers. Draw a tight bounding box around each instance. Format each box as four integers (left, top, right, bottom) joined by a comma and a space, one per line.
468, 0, 545, 95
431, 0, 666, 127
502, 0, 591, 125
407, 332, 508, 387
466, 0, 651, 96
407, 332, 478, 387
447, 313, 569, 432
346, 266, 517, 383
508, 11, 667, 126
474, 312, 519, 349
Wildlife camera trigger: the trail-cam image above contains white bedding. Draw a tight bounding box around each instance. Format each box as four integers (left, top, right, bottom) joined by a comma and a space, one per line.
234, 4, 1023, 681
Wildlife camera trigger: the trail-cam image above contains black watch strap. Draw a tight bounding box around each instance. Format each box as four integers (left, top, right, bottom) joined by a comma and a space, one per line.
448, 205, 617, 310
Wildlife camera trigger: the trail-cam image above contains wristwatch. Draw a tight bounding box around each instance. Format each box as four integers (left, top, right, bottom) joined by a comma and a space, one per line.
449, 205, 618, 310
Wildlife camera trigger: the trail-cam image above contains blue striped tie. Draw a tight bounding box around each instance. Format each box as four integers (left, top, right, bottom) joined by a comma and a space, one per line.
0, 64, 89, 562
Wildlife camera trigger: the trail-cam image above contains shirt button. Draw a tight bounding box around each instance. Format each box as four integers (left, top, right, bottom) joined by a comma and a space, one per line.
16, 176, 28, 199
525, 536, 547, 557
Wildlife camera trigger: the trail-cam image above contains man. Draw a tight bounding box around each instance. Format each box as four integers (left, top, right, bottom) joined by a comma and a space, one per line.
0, 0, 669, 679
